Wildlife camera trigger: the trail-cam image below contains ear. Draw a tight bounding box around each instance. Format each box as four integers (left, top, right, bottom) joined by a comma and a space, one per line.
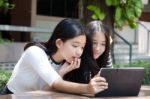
55, 39, 63, 48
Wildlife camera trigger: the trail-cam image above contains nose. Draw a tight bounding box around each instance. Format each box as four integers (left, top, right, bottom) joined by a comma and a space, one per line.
76, 48, 83, 57
95, 44, 101, 51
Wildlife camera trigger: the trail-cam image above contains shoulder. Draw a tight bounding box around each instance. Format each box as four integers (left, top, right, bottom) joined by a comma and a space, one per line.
20, 46, 49, 63
24, 46, 47, 57
26, 46, 45, 53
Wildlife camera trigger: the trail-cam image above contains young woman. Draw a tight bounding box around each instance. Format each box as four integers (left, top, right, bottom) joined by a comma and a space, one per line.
2, 19, 107, 96
64, 20, 112, 83
85, 21, 113, 68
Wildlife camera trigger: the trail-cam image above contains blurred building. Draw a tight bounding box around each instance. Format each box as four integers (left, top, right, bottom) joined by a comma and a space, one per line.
0, 0, 150, 64
0, 0, 79, 42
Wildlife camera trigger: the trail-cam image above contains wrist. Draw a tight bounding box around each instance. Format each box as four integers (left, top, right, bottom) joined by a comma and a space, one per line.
58, 70, 65, 78
86, 83, 94, 95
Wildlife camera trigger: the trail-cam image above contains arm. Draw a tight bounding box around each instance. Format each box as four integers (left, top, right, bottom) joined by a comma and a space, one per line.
51, 76, 108, 96
26, 46, 107, 95
52, 78, 90, 94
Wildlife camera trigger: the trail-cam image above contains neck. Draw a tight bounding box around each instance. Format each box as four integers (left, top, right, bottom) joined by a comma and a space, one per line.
51, 51, 64, 64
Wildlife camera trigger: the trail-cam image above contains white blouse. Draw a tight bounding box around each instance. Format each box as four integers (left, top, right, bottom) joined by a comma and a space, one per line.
7, 46, 61, 93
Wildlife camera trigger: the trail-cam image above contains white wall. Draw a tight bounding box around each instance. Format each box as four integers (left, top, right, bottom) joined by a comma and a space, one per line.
115, 26, 137, 44
0, 43, 26, 62
32, 16, 64, 42
142, 0, 149, 4
138, 21, 150, 55
31, 0, 65, 42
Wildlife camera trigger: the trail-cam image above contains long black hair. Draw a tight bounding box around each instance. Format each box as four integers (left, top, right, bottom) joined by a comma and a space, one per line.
85, 21, 110, 69
64, 21, 111, 83
24, 18, 85, 56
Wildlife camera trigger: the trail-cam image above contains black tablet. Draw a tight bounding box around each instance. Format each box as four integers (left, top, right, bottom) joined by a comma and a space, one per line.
95, 67, 145, 97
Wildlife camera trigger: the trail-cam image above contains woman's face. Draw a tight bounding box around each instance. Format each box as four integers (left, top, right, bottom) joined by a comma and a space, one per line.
58, 35, 86, 63
92, 32, 106, 59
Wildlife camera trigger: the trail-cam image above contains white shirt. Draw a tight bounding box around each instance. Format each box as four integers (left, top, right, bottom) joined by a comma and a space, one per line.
7, 46, 61, 93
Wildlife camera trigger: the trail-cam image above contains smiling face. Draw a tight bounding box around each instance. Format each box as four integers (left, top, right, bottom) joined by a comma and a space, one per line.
92, 32, 106, 59
57, 35, 86, 63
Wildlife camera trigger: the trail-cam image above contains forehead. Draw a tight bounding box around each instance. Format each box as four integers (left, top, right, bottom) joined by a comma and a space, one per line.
93, 32, 106, 41
66, 35, 86, 44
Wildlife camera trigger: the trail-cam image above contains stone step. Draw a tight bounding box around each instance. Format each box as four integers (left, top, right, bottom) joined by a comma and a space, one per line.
114, 54, 150, 60
114, 58, 150, 64
113, 44, 150, 64
114, 45, 138, 51
114, 52, 146, 56
114, 44, 139, 54
114, 44, 138, 49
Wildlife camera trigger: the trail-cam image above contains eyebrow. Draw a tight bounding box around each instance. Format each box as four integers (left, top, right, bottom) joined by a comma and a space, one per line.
73, 41, 86, 45
93, 40, 106, 42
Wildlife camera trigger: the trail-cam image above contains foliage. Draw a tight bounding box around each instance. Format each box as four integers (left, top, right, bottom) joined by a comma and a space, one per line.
87, 0, 144, 29
87, 5, 105, 20
0, 69, 11, 91
114, 60, 150, 85
0, 32, 12, 44
0, 0, 15, 13
0, 38, 12, 43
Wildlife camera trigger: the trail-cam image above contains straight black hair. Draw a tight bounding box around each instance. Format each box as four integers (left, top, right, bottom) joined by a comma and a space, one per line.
85, 21, 110, 69
24, 18, 85, 56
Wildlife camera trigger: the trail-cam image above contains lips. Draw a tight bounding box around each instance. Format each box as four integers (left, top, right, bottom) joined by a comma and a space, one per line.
94, 52, 100, 56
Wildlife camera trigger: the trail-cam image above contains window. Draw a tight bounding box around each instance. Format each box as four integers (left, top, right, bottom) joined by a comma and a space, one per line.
37, 0, 79, 18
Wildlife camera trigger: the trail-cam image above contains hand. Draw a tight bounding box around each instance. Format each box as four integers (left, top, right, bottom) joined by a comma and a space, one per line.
87, 75, 108, 95
59, 58, 81, 77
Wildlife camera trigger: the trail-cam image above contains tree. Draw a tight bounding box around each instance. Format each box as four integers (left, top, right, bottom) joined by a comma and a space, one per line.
0, 0, 14, 41
0, 0, 14, 13
80, 0, 143, 29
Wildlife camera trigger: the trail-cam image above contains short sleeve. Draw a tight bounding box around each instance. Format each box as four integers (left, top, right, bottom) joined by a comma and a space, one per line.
23, 46, 61, 86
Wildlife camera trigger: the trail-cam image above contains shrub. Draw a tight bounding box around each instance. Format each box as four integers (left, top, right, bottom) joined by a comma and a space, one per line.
0, 69, 11, 91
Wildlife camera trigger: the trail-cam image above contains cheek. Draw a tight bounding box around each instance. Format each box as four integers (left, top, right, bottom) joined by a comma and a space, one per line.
93, 47, 96, 52
93, 47, 105, 59
101, 47, 106, 53
63, 47, 74, 61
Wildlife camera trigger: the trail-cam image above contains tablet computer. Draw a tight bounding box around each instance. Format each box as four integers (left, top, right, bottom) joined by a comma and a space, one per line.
95, 67, 145, 97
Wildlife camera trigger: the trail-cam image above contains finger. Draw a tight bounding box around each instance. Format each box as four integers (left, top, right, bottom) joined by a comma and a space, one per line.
76, 58, 81, 68
70, 60, 74, 67
90, 79, 108, 87
97, 88, 106, 92
69, 59, 78, 70
75, 58, 78, 66
96, 82, 108, 87
72, 58, 80, 69
92, 82, 108, 92
72, 58, 77, 66
95, 69, 101, 77
92, 76, 106, 82
97, 85, 108, 91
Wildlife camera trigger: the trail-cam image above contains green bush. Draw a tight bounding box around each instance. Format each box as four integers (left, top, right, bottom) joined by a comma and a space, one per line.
0, 69, 11, 91
114, 60, 150, 85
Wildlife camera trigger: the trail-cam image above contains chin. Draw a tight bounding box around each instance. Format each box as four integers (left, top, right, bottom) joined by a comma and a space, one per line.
94, 55, 99, 59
